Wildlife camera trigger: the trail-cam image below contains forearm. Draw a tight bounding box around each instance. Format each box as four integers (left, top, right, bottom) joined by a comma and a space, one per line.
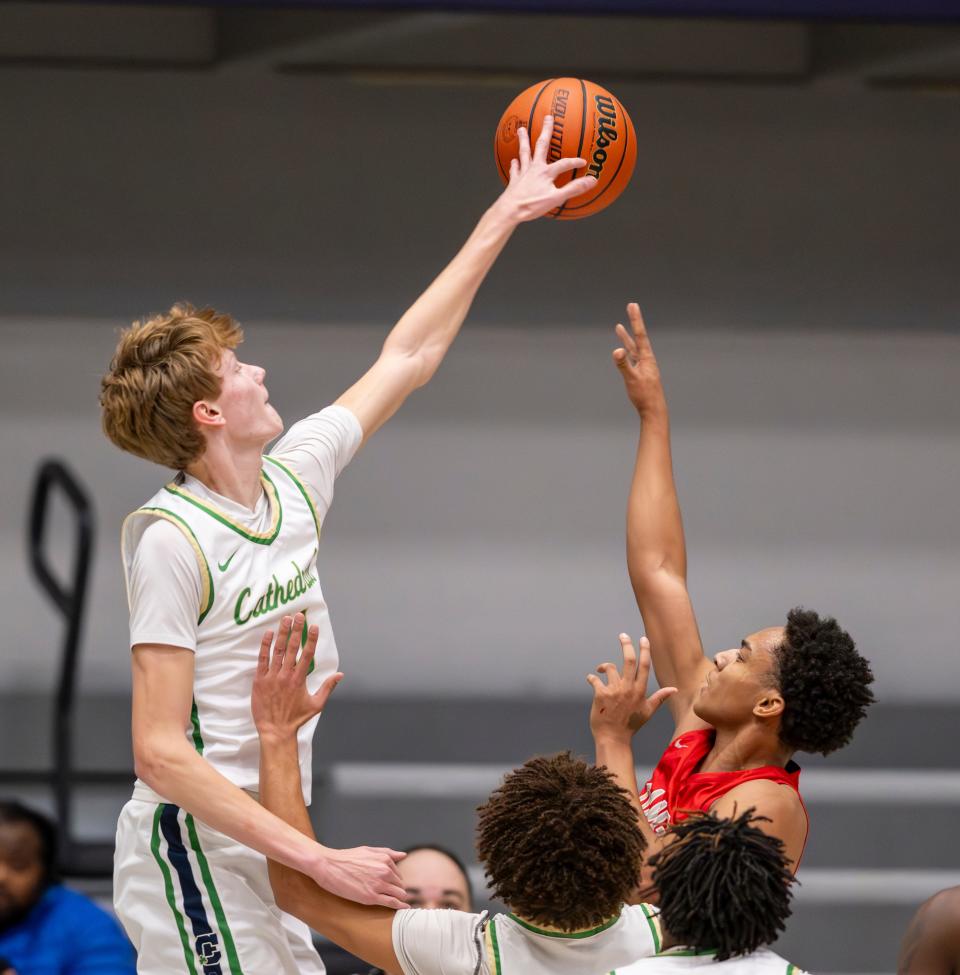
626, 406, 688, 584
259, 734, 402, 973
137, 737, 320, 874
259, 731, 318, 898
594, 735, 662, 852
381, 198, 518, 383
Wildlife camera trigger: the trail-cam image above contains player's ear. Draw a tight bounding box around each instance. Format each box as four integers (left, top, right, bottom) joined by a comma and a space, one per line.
754, 690, 784, 720
193, 398, 224, 429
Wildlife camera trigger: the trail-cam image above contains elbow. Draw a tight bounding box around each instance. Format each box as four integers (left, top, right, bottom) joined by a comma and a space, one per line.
272, 876, 295, 915
133, 735, 187, 791
268, 863, 304, 918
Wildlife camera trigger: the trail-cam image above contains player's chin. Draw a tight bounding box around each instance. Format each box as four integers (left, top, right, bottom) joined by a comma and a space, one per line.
265, 406, 284, 434
691, 695, 712, 723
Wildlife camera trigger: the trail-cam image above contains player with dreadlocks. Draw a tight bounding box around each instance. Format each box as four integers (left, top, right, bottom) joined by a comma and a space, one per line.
614, 809, 807, 974
590, 303, 876, 882
248, 613, 806, 975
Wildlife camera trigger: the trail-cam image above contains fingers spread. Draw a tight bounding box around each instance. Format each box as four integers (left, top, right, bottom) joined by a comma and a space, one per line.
296, 623, 320, 675
597, 662, 621, 685
544, 156, 587, 179
619, 633, 638, 681
533, 115, 554, 163
615, 322, 637, 356
257, 631, 273, 676
627, 303, 651, 347
556, 174, 597, 203
517, 126, 531, 170
648, 686, 679, 712
273, 615, 293, 670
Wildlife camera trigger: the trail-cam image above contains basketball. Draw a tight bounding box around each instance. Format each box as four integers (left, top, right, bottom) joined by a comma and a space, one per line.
494, 78, 637, 220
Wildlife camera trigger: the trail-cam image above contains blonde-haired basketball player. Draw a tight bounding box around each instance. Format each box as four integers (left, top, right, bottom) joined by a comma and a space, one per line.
102, 119, 595, 975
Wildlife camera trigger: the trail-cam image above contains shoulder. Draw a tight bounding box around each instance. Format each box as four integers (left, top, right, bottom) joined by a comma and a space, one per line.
138, 515, 195, 551
714, 777, 805, 817
271, 405, 363, 456
710, 778, 807, 833
910, 886, 960, 944
393, 908, 487, 975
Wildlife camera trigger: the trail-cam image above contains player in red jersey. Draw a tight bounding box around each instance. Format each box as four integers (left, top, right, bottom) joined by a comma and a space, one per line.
588, 303, 875, 882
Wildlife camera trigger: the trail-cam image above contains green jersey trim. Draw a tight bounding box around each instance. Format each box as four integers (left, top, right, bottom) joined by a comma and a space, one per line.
137, 507, 215, 624
184, 813, 245, 975
488, 918, 503, 975
507, 912, 621, 939
264, 455, 321, 544
163, 470, 283, 545
657, 948, 718, 957
150, 805, 199, 975
189, 698, 204, 754
641, 903, 662, 954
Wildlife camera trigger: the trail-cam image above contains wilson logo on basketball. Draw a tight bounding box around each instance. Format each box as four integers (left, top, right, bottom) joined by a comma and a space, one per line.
587, 95, 619, 181
494, 77, 636, 219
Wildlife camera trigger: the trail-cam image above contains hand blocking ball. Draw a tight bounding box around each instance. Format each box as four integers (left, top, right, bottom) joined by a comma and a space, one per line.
495, 78, 636, 220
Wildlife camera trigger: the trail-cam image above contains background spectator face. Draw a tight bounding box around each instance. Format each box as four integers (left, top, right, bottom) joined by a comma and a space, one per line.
399, 847, 473, 911
0, 815, 46, 931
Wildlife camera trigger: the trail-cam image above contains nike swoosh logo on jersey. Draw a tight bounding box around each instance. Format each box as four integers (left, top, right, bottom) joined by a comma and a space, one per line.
674, 740, 688, 749
218, 549, 240, 572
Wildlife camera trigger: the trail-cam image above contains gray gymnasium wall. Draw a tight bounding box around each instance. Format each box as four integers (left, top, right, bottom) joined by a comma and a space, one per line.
1, 59, 959, 703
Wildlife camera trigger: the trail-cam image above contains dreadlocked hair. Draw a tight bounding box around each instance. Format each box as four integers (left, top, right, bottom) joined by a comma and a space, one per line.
775, 607, 875, 755
475, 752, 646, 932
650, 809, 794, 961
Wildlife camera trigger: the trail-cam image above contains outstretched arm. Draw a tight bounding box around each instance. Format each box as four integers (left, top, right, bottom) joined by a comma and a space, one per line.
253, 615, 404, 973
336, 116, 596, 443
588, 633, 677, 895
614, 304, 712, 731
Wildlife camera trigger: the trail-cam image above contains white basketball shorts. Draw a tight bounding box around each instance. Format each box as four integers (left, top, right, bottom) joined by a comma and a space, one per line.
114, 796, 325, 975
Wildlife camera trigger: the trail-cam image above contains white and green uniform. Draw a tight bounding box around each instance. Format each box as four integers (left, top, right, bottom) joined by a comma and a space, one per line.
614, 945, 808, 974
113, 406, 362, 975
390, 903, 662, 975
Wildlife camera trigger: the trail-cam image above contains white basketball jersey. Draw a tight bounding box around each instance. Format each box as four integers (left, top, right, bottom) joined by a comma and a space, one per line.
614, 945, 806, 975
122, 454, 333, 801
483, 906, 661, 975
392, 903, 662, 975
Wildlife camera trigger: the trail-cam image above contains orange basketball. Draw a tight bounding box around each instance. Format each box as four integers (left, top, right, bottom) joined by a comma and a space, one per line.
494, 78, 637, 220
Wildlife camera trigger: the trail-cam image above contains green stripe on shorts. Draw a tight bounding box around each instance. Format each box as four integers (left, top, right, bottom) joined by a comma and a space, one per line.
150, 804, 199, 975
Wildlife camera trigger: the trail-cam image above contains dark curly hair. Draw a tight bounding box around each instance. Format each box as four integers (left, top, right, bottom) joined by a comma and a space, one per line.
651, 809, 795, 961
774, 607, 875, 755
475, 752, 646, 932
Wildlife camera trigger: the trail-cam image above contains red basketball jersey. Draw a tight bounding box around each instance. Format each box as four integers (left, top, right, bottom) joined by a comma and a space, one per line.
639, 729, 808, 852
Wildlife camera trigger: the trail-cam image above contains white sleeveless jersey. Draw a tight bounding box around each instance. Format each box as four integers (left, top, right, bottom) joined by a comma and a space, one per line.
614, 945, 807, 975
391, 903, 662, 975
122, 454, 332, 801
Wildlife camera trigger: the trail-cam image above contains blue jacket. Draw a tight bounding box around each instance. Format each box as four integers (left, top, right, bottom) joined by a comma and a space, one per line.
0, 885, 136, 975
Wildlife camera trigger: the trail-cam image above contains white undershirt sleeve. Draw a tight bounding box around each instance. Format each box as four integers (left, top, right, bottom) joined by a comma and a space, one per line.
392, 909, 487, 975
128, 519, 202, 652
268, 405, 363, 515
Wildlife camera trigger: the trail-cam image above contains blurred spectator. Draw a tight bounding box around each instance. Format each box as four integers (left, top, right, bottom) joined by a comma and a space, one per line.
0, 956, 16, 975
397, 845, 473, 912
898, 886, 960, 974
0, 801, 135, 975
323, 844, 475, 975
